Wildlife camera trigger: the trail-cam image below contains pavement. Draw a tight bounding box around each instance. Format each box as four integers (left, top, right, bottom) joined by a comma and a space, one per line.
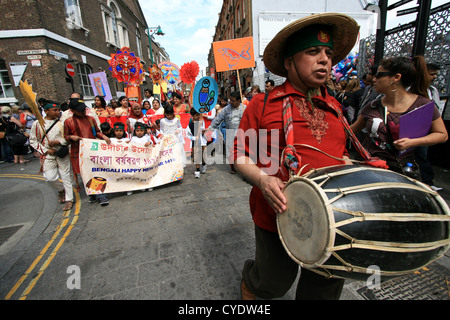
0, 149, 449, 304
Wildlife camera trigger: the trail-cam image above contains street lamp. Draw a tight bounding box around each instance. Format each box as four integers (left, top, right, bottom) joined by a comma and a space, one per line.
146, 25, 164, 65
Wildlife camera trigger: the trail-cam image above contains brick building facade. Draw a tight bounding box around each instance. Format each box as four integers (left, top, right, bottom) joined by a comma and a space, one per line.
208, 0, 252, 98
0, 0, 169, 106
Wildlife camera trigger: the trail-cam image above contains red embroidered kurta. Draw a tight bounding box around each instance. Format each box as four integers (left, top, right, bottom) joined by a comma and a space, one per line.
233, 80, 348, 233
64, 115, 103, 174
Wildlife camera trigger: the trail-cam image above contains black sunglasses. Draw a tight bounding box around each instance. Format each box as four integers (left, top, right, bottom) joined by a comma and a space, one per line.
374, 71, 393, 78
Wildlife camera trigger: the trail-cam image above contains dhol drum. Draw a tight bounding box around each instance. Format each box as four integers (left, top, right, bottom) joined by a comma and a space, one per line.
277, 165, 450, 280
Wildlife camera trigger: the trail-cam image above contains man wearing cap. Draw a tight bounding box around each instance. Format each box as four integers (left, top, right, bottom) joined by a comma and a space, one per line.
64, 98, 111, 206
60, 92, 102, 128
233, 13, 359, 300
29, 103, 74, 211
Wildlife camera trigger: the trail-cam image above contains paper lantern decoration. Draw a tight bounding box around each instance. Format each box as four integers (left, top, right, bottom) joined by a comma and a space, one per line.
192, 76, 218, 113
108, 47, 142, 84
149, 63, 164, 85
179, 61, 199, 84
158, 61, 180, 85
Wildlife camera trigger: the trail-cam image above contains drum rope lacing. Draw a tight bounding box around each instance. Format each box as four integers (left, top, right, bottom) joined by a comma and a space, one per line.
281, 166, 450, 279
332, 207, 450, 225
325, 182, 438, 204
331, 228, 450, 252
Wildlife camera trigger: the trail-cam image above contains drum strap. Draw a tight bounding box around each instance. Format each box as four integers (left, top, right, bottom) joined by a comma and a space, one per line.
281, 97, 301, 178
325, 99, 388, 169
280, 95, 388, 178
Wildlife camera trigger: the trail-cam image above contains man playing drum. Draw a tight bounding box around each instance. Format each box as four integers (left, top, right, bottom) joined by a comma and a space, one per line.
233, 13, 359, 300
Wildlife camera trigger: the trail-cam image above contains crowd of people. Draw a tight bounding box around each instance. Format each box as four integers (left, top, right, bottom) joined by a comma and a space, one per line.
323, 57, 447, 190
0, 87, 248, 209
0, 51, 446, 204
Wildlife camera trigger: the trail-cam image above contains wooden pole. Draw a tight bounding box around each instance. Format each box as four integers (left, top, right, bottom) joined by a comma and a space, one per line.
236, 69, 243, 102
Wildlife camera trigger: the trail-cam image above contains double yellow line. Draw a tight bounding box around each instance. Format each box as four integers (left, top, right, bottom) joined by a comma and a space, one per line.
1, 174, 80, 300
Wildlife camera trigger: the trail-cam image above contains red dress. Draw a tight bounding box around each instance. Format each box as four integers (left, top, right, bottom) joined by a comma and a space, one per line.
233, 80, 348, 233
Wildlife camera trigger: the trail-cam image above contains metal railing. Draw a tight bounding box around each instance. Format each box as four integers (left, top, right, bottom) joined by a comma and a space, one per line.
358, 3, 450, 98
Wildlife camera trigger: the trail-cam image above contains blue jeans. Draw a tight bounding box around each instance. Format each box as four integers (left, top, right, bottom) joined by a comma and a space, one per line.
1, 138, 14, 162
415, 146, 434, 185
97, 194, 108, 201
89, 194, 108, 203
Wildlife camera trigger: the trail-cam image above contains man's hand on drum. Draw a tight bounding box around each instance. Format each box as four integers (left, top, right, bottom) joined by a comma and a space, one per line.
343, 155, 353, 165
258, 175, 287, 214
235, 158, 287, 214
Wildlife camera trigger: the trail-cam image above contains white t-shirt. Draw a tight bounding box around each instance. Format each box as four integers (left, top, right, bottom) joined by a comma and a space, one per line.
111, 136, 130, 143
129, 134, 152, 145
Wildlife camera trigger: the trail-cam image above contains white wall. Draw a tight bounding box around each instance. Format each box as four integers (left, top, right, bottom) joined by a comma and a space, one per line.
250, 0, 376, 88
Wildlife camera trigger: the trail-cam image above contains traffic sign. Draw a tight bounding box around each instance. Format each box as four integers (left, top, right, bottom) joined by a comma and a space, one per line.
66, 63, 75, 77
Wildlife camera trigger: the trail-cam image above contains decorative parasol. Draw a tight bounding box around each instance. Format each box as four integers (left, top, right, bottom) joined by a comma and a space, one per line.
158, 61, 180, 85
179, 60, 200, 107
148, 63, 164, 85
179, 61, 199, 84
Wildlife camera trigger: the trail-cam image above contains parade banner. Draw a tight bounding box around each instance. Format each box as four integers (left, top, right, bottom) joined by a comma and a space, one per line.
79, 135, 184, 195
88, 71, 112, 101
212, 37, 255, 72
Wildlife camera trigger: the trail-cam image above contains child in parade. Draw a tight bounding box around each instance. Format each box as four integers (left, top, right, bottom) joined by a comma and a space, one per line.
110, 122, 129, 143
160, 105, 186, 167
186, 108, 207, 178
100, 122, 114, 138
129, 122, 153, 147
126, 122, 153, 195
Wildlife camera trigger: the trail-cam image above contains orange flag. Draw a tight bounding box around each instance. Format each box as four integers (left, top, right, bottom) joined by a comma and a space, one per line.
213, 37, 255, 72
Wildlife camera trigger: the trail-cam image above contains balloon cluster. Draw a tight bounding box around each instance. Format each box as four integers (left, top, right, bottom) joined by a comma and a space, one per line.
333, 54, 358, 83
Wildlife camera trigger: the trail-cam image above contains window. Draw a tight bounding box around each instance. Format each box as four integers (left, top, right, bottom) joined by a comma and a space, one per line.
0, 59, 14, 99
136, 28, 142, 58
102, 1, 121, 47
64, 0, 83, 27
78, 64, 93, 98
110, 4, 119, 45
122, 25, 129, 47
101, 1, 129, 48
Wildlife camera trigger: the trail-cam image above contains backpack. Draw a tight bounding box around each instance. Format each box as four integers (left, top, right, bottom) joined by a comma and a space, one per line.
4, 116, 27, 146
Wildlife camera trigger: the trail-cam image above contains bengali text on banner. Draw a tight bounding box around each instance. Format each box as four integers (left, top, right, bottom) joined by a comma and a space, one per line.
79, 135, 184, 195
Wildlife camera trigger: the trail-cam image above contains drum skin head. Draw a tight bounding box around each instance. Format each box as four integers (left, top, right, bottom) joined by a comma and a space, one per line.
278, 165, 450, 279
277, 177, 334, 268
